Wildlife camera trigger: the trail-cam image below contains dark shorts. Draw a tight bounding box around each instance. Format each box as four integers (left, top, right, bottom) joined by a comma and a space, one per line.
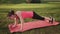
32, 12, 45, 20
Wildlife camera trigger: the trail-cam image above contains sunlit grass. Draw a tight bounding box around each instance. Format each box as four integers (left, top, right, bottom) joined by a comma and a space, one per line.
0, 3, 60, 34
0, 4, 60, 9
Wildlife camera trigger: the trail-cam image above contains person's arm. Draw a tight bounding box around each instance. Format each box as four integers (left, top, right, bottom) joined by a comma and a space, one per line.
16, 11, 24, 23
14, 18, 18, 25
15, 11, 24, 30
12, 18, 18, 27
19, 12, 24, 31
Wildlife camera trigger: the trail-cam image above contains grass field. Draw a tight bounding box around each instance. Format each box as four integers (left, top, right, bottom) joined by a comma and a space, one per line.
0, 3, 60, 34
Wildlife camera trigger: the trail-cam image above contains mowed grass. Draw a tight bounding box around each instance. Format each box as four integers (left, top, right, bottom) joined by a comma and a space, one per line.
0, 3, 60, 9
0, 3, 60, 34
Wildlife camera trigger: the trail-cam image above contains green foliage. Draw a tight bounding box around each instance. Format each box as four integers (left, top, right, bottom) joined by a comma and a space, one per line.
0, 0, 60, 4
0, 0, 26, 4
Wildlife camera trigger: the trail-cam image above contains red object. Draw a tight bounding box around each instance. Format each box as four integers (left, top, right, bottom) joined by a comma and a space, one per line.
15, 11, 33, 19
8, 20, 59, 33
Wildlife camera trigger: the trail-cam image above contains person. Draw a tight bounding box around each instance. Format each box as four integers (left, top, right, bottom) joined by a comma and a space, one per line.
7, 10, 54, 28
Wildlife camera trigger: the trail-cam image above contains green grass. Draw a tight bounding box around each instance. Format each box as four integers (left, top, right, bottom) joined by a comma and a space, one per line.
0, 3, 60, 9
0, 3, 60, 34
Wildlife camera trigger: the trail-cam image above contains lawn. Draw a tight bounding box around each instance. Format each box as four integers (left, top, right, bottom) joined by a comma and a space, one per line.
0, 3, 60, 34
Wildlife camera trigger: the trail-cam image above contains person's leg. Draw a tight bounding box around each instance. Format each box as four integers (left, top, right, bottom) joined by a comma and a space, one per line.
49, 16, 54, 24
32, 12, 45, 20
32, 11, 54, 24
44, 16, 54, 24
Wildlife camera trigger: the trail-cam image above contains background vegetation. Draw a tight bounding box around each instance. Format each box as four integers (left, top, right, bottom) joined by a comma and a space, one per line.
0, 0, 60, 34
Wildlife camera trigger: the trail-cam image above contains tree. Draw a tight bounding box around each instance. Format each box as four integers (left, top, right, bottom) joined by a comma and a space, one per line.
26, 0, 31, 3
26, 0, 41, 3
31, 0, 41, 3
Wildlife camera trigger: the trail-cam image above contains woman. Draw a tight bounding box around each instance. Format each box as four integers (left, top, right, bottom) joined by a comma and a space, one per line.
7, 10, 54, 28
